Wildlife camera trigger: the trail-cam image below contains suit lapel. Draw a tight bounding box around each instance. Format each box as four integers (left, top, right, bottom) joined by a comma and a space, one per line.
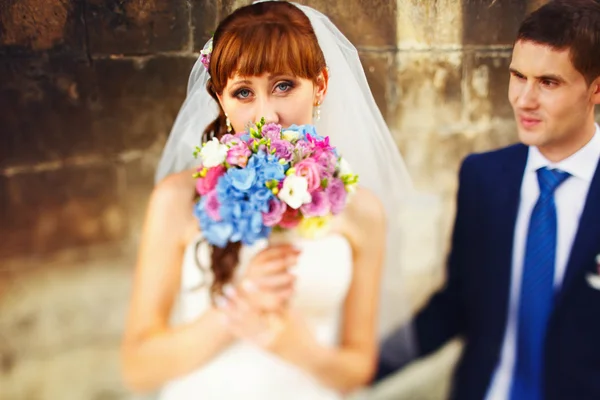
493, 145, 528, 271
486, 145, 528, 336
555, 156, 600, 308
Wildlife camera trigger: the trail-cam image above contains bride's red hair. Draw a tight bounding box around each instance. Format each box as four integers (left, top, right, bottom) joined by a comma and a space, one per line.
200, 1, 326, 298
208, 1, 326, 95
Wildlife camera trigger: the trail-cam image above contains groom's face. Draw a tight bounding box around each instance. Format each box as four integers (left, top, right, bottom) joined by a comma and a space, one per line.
218, 71, 325, 133
508, 40, 598, 161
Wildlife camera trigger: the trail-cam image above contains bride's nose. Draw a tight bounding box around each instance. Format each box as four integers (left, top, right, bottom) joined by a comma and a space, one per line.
255, 99, 279, 125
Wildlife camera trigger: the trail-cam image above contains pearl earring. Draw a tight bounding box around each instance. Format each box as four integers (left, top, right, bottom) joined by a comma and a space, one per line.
313, 101, 322, 121
225, 113, 232, 132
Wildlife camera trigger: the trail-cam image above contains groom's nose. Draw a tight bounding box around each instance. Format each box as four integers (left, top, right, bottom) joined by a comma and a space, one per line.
516, 82, 539, 110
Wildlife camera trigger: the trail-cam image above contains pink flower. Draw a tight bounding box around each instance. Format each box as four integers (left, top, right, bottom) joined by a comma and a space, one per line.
278, 207, 301, 229
300, 190, 331, 217
220, 132, 246, 145
325, 178, 347, 214
270, 139, 294, 162
307, 133, 333, 152
295, 158, 322, 192
226, 142, 251, 167
262, 123, 282, 140
313, 149, 337, 176
204, 190, 222, 221
294, 141, 312, 159
196, 165, 226, 196
200, 53, 211, 70
262, 199, 287, 227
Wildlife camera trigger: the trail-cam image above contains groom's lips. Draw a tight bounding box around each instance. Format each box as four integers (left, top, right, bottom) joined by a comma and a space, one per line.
518, 115, 542, 129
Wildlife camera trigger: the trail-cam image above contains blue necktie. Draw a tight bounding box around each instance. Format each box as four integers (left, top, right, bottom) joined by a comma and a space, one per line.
510, 167, 570, 400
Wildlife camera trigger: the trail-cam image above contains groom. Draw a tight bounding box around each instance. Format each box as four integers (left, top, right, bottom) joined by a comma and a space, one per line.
375, 1, 600, 399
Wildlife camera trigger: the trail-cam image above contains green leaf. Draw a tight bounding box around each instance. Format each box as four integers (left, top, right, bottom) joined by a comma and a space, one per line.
250, 127, 262, 139
341, 174, 359, 185
193, 146, 202, 158
265, 179, 280, 190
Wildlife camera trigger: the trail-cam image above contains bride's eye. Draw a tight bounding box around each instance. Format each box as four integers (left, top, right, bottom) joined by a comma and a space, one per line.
234, 88, 252, 99
274, 81, 294, 93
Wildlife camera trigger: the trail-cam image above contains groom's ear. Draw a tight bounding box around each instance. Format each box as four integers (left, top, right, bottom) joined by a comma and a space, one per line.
591, 76, 600, 106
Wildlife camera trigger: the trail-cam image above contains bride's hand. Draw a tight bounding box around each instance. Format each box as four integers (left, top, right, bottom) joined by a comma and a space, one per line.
217, 285, 316, 355
234, 244, 300, 312
216, 285, 285, 348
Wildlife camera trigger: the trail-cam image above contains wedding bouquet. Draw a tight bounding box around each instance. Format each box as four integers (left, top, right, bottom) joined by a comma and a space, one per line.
193, 118, 358, 248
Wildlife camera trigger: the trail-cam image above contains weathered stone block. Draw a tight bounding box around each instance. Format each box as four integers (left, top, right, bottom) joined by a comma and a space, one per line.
0, 56, 95, 170
220, 0, 396, 47
0, 258, 134, 400
359, 51, 394, 120
462, 51, 518, 152
390, 49, 516, 190
0, 0, 85, 54
0, 345, 132, 400
220, 0, 251, 17
84, 0, 191, 55
90, 56, 194, 157
307, 0, 396, 48
121, 154, 160, 242
192, 0, 218, 50
391, 50, 464, 176
0, 164, 126, 259
462, 0, 528, 45
0, 55, 194, 170
397, 0, 463, 48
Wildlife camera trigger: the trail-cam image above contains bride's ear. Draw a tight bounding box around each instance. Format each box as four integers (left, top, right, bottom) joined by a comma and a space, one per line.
216, 93, 225, 109
314, 67, 329, 103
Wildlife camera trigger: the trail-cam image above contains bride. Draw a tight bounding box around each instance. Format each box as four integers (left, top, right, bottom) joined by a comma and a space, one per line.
121, 1, 413, 399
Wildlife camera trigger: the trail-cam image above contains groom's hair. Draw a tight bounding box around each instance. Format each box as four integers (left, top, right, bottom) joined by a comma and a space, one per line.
516, 0, 600, 85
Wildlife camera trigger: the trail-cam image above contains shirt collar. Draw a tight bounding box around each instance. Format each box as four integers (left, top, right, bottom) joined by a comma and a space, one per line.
526, 123, 600, 182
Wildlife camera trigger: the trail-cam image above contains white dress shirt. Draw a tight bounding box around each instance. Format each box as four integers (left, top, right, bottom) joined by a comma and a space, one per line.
485, 125, 600, 400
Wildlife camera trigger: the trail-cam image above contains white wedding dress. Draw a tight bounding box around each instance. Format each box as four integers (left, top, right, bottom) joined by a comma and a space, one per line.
158, 231, 354, 400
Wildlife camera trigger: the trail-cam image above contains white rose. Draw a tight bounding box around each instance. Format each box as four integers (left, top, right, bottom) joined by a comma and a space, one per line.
339, 157, 353, 176
200, 138, 228, 168
278, 175, 312, 209
282, 130, 301, 142
338, 157, 358, 193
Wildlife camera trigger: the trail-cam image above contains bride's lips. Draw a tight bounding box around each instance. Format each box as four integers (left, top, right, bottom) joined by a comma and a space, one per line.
518, 115, 542, 129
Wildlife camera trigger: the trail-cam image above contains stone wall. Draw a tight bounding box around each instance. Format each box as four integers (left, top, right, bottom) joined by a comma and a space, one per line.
0, 1, 552, 399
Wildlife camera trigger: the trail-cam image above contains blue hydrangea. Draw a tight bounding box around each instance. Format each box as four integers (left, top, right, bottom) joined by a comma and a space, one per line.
195, 151, 282, 247
193, 198, 234, 248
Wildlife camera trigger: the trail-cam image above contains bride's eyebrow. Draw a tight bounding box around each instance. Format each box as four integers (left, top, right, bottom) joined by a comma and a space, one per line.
229, 79, 252, 90
268, 73, 295, 81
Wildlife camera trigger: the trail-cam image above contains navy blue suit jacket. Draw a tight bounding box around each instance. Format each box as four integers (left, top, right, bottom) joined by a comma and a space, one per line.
376, 144, 600, 399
